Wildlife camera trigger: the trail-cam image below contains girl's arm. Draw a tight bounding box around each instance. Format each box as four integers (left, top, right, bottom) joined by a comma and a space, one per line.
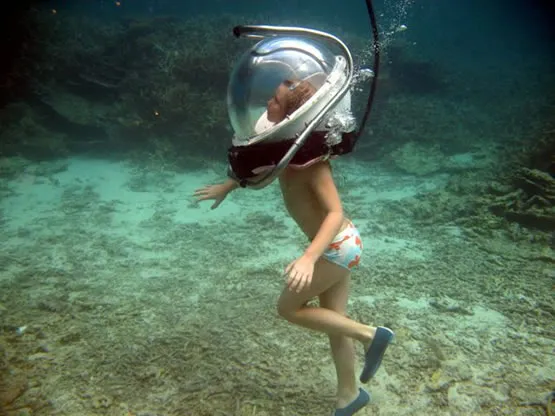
194, 178, 239, 209
222, 178, 240, 193
302, 162, 344, 262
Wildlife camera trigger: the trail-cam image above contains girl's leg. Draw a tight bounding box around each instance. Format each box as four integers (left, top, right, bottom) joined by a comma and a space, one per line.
318, 274, 360, 408
276, 258, 374, 344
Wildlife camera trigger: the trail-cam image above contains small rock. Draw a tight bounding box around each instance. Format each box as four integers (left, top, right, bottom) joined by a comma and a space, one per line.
27, 353, 53, 361
448, 384, 479, 413
92, 395, 112, 409
0, 376, 28, 405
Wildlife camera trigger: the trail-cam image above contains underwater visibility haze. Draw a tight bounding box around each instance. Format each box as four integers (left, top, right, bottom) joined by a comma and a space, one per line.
0, 0, 554, 415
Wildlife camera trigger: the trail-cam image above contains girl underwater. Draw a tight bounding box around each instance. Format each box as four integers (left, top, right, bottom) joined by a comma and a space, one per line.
194, 79, 394, 416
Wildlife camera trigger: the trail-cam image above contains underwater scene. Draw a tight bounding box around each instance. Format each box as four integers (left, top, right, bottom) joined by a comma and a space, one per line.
0, 0, 554, 415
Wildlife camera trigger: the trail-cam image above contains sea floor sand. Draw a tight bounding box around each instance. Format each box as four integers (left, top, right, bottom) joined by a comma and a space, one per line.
0, 156, 553, 416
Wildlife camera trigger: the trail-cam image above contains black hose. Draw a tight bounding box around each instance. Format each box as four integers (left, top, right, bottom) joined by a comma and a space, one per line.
354, 0, 380, 141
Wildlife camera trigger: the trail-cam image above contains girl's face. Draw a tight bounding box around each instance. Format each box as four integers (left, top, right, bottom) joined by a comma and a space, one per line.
266, 84, 289, 123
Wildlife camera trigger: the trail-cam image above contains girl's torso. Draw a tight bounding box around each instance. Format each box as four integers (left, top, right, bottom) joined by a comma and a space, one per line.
278, 163, 348, 239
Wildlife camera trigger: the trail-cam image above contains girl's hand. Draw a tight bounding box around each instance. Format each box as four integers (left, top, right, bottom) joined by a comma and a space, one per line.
193, 183, 232, 209
284, 255, 315, 293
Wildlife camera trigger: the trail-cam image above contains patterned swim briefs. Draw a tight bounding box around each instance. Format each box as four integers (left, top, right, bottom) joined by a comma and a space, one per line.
322, 221, 363, 270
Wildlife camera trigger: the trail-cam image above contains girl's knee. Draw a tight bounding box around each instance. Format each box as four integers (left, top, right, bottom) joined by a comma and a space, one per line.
276, 302, 290, 320
276, 298, 307, 321
277, 301, 295, 321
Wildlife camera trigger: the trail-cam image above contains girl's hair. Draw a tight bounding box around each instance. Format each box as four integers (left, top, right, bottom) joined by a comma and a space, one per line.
282, 79, 317, 116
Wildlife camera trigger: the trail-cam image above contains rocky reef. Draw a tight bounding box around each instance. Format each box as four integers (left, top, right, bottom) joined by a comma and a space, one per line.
0, 11, 245, 163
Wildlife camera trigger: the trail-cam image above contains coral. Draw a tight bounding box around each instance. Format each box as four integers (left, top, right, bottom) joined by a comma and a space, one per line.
489, 168, 555, 232
518, 168, 555, 205
484, 128, 555, 233
39, 88, 112, 126
0, 102, 69, 158
0, 156, 30, 179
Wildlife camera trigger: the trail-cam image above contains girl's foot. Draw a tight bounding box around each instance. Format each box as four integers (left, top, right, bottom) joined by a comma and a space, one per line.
361, 326, 377, 351
336, 388, 360, 409
360, 326, 395, 383
333, 388, 370, 416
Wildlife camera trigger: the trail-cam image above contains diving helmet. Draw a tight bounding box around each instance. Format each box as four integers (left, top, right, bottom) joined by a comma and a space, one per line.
227, 35, 353, 146
226, 22, 380, 189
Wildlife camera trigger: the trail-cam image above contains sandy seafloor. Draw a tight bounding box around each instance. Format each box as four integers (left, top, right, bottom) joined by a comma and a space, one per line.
0, 155, 553, 416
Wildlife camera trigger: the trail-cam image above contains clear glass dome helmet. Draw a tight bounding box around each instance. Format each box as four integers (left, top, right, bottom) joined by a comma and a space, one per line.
227, 35, 354, 147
